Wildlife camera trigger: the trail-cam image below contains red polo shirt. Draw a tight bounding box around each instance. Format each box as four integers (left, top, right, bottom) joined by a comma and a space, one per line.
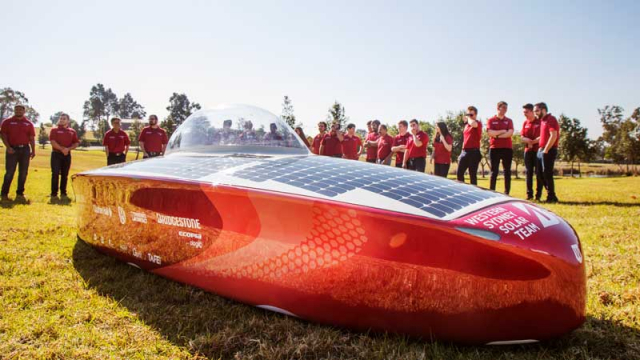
406, 131, 429, 159
103, 129, 131, 154
321, 133, 342, 156
139, 126, 168, 153
341, 134, 362, 160
521, 118, 541, 152
49, 126, 79, 148
539, 114, 560, 149
376, 134, 394, 162
365, 132, 380, 161
486, 116, 514, 148
0, 116, 35, 146
312, 133, 325, 154
462, 120, 482, 149
393, 133, 411, 165
433, 134, 453, 164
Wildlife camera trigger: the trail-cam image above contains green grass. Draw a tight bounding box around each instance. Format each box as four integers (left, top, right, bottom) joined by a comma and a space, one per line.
1, 147, 639, 359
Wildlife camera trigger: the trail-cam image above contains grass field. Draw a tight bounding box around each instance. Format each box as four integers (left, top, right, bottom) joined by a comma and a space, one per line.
1, 147, 639, 359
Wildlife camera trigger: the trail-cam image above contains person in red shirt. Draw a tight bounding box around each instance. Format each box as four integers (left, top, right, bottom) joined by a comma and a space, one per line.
341, 123, 362, 160
403, 119, 429, 172
535, 102, 560, 203
456, 106, 482, 185
486, 101, 515, 194
311, 122, 327, 155
391, 120, 411, 168
376, 125, 394, 165
320, 122, 344, 157
1, 104, 36, 201
139, 115, 168, 158
520, 103, 543, 200
432, 121, 453, 178
363, 120, 380, 163
103, 117, 131, 165
49, 113, 79, 198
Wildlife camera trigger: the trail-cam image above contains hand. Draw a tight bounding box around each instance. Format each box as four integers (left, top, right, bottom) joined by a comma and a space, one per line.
402, 163, 407, 169
62, 148, 69, 156
7, 147, 15, 155
30, 151, 36, 159
144, 152, 149, 158
411, 128, 418, 135
544, 149, 549, 154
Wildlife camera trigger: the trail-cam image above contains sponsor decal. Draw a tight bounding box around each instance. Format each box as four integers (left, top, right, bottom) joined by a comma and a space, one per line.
512, 203, 560, 229
147, 253, 161, 265
130, 211, 147, 224
132, 248, 143, 259
93, 205, 112, 217
178, 231, 202, 240
189, 241, 203, 249
464, 205, 545, 240
117, 206, 126, 225
156, 213, 201, 229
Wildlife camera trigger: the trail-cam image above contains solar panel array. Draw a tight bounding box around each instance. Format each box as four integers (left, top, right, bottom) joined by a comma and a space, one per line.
109, 156, 258, 180
234, 156, 504, 218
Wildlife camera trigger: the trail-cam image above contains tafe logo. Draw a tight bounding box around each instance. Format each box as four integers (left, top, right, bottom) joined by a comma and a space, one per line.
117, 206, 126, 225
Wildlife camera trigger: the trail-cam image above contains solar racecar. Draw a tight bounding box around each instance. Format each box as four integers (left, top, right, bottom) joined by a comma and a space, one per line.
73, 104, 586, 344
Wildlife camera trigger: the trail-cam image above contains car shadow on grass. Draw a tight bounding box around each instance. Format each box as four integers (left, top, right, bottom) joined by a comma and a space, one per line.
71, 239, 640, 360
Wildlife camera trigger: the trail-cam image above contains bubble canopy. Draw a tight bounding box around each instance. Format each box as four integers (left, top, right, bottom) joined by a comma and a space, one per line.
166, 104, 310, 156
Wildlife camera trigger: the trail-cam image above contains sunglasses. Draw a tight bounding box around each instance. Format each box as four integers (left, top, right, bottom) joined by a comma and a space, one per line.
466, 113, 475, 117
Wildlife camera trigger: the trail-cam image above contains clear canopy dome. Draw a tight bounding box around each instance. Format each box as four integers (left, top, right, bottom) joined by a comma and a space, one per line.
166, 104, 309, 156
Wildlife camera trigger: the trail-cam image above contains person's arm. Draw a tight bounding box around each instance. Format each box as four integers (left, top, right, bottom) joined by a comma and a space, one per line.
50, 140, 64, 152
497, 129, 514, 138
467, 118, 478, 128
412, 133, 423, 147
124, 144, 130, 155
521, 136, 532, 144
367, 140, 378, 147
544, 130, 557, 154
337, 131, 344, 142
356, 139, 363, 158
383, 152, 393, 165
161, 143, 167, 155
124, 134, 131, 155
486, 129, 505, 138
29, 136, 36, 159
139, 141, 147, 156
1, 133, 13, 153
442, 136, 452, 152
319, 144, 325, 155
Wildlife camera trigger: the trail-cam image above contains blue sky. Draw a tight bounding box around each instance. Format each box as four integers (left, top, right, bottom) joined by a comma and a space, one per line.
1, 0, 639, 139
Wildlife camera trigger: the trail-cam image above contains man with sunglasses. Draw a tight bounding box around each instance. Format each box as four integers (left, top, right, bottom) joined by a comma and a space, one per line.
456, 106, 482, 185
486, 101, 514, 194
402, 119, 429, 172
535, 102, 560, 203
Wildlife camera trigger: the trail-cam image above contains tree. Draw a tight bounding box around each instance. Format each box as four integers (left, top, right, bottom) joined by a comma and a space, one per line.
327, 101, 348, 129
512, 134, 525, 179
0, 87, 39, 123
71, 120, 87, 146
160, 117, 177, 138
480, 131, 491, 178
598, 105, 626, 167
38, 123, 48, 149
281, 95, 296, 128
94, 119, 110, 143
129, 118, 143, 146
559, 115, 591, 176
118, 93, 146, 119
50, 111, 65, 125
83, 84, 118, 130
166, 93, 201, 127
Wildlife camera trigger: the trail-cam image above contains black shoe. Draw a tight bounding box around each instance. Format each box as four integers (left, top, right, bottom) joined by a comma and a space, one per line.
15, 195, 30, 204
50, 194, 58, 198
546, 197, 559, 204
1, 195, 10, 202
526, 196, 534, 201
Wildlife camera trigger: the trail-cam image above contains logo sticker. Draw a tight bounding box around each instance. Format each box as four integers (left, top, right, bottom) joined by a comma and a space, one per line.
118, 206, 127, 225
571, 244, 583, 263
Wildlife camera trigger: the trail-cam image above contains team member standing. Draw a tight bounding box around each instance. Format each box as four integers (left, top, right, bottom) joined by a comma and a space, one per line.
403, 119, 429, 172
432, 121, 453, 177
49, 113, 79, 198
391, 120, 411, 168
341, 123, 362, 160
1, 104, 36, 201
312, 122, 327, 155
139, 115, 168, 158
535, 102, 560, 203
364, 120, 380, 163
486, 101, 514, 194
319, 122, 344, 158
103, 117, 130, 165
457, 106, 482, 185
376, 125, 394, 165
521, 103, 543, 200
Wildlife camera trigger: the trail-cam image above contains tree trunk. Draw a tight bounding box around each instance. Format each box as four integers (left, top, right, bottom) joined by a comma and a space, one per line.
515, 163, 519, 179
578, 162, 581, 178
570, 161, 574, 177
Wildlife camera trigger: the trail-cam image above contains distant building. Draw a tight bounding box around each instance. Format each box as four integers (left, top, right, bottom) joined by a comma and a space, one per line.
108, 118, 143, 131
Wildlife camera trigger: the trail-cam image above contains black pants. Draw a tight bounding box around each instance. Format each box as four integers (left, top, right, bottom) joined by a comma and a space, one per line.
457, 149, 481, 185
407, 157, 426, 173
2, 147, 30, 196
434, 163, 450, 178
537, 148, 557, 199
525, 150, 543, 199
51, 152, 72, 196
489, 148, 513, 194
366, 158, 376, 163
107, 153, 126, 166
